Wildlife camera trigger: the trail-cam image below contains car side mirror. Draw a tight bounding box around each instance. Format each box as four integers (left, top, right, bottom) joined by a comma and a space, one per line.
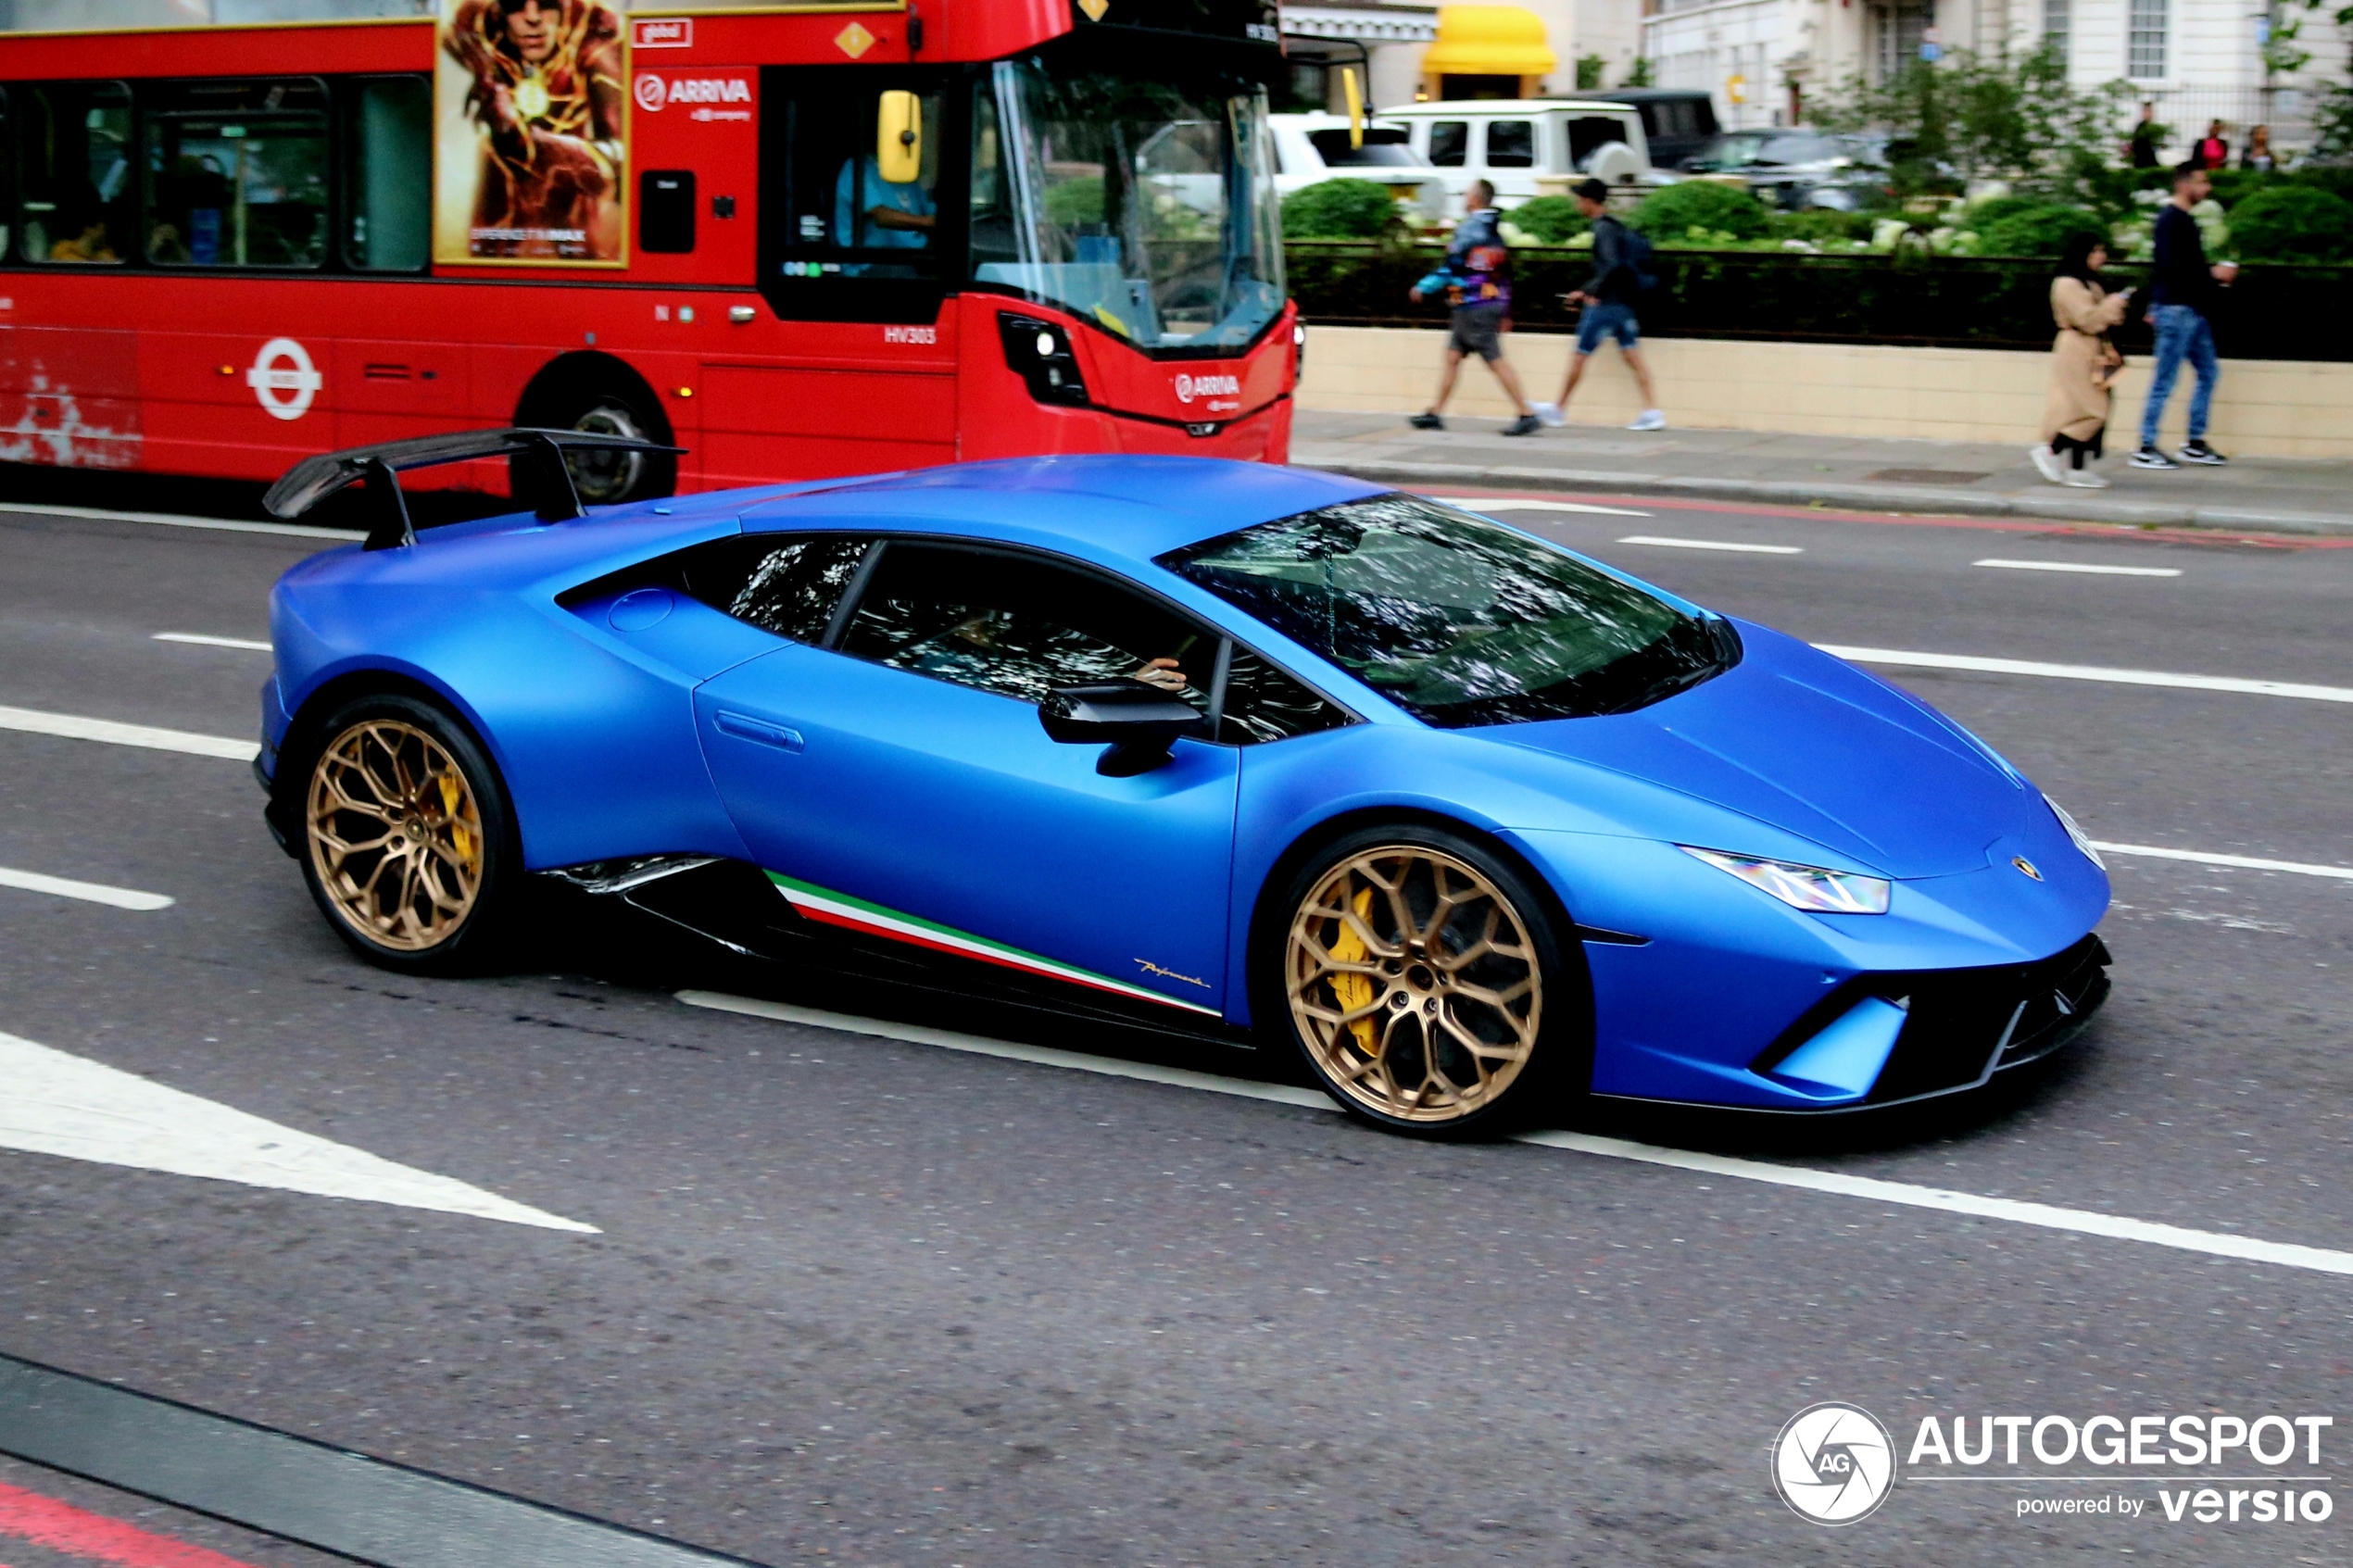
1039, 681, 1204, 777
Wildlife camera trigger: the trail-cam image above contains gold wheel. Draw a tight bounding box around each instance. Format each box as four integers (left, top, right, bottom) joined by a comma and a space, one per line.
1287, 845, 1542, 1124
307, 719, 485, 953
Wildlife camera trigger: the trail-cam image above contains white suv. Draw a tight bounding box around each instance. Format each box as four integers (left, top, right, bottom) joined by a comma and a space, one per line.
1373, 100, 1655, 217
1269, 113, 1441, 213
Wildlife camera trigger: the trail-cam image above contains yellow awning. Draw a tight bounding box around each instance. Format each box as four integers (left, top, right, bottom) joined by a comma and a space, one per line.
1422, 6, 1556, 77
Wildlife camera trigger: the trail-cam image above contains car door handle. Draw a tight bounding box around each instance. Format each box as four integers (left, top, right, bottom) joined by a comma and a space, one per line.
713, 710, 805, 752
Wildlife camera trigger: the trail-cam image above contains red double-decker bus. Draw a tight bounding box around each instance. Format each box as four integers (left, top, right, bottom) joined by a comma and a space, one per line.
0, 1, 1295, 505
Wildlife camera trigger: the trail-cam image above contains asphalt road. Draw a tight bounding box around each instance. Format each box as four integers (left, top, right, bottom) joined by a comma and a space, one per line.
0, 495, 2348, 1567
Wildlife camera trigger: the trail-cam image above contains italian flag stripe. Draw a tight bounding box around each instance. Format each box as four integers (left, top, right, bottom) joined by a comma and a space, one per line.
764, 872, 1222, 1017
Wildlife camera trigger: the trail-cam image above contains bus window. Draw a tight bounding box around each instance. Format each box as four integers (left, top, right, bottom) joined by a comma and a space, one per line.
776, 81, 941, 278
343, 76, 429, 271
969, 87, 1015, 270
20, 82, 132, 265
143, 79, 327, 270
0, 91, 12, 262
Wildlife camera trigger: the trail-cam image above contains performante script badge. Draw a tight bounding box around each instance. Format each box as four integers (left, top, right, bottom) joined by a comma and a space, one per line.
834, 21, 875, 56
2013, 856, 2045, 881
1772, 1402, 1896, 1525
1079, 0, 1110, 19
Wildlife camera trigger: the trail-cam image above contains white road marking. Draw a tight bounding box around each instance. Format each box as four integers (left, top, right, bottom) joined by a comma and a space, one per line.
0, 499, 350, 540
1815, 646, 2353, 704
0, 1030, 596, 1232
1974, 558, 2183, 578
155, 632, 271, 652
0, 866, 173, 910
2094, 842, 2353, 881
1617, 534, 1804, 555
1428, 495, 1653, 518
0, 704, 258, 760
677, 992, 2353, 1279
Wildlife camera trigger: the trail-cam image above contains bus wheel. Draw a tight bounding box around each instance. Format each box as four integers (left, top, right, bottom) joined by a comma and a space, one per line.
516, 359, 677, 506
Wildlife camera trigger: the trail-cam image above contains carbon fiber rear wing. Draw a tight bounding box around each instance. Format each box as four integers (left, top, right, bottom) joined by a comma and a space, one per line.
263, 428, 686, 551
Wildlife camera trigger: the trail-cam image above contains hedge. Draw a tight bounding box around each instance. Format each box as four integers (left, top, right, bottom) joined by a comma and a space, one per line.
1283, 240, 2353, 360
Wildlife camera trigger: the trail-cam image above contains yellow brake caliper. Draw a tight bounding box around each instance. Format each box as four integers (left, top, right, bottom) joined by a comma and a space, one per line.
1327, 886, 1381, 1056
438, 771, 474, 864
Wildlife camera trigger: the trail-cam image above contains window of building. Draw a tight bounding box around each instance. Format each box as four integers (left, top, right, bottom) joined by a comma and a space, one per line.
2041, 0, 2070, 64
342, 76, 429, 271
2128, 0, 2168, 79
1871, 4, 1930, 83
20, 82, 132, 265
1427, 119, 1470, 166
144, 78, 328, 269
1485, 119, 1535, 167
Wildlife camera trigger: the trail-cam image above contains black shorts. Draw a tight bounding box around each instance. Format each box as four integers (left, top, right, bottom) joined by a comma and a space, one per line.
1448, 303, 1507, 362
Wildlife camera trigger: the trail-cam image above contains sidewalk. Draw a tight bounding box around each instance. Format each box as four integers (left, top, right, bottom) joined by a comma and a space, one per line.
1289, 408, 2353, 535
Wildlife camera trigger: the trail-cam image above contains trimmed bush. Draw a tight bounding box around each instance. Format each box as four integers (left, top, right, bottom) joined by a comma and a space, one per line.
1768, 208, 1879, 245
1507, 194, 1589, 244
1280, 179, 1402, 239
1045, 176, 1103, 228
2229, 184, 2353, 262
1964, 194, 2042, 232
1630, 181, 1771, 242
1973, 204, 2108, 257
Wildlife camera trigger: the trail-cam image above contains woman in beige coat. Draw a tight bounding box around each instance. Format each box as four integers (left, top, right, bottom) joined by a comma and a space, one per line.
2032, 232, 2133, 488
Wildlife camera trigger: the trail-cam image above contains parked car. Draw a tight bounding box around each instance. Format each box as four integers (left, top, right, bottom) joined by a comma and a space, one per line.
1679, 130, 1892, 211
1592, 88, 1721, 171
257, 437, 2113, 1137
1373, 99, 1655, 216
1268, 112, 1440, 211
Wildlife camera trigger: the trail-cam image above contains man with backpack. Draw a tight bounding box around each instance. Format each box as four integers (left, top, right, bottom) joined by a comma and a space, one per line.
1406, 180, 1541, 436
1536, 178, 1666, 432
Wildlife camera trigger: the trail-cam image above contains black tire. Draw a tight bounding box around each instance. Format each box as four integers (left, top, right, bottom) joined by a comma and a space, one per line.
1261, 823, 1588, 1138
514, 358, 677, 507
295, 693, 521, 975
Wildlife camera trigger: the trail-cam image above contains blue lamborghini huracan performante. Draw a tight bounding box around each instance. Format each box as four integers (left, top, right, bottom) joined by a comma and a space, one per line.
256, 433, 2111, 1136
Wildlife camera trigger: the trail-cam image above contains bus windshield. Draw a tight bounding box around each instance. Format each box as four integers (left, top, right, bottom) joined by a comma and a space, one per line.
973, 61, 1283, 354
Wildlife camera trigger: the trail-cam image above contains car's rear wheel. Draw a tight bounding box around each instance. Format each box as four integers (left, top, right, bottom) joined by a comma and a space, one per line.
1275, 826, 1575, 1136
299, 695, 517, 973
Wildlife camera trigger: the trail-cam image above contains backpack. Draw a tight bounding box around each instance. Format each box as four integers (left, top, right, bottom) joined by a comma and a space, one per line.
1621, 225, 1660, 293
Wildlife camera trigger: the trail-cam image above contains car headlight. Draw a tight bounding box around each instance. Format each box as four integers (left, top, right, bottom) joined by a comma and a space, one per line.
2045, 795, 2106, 870
1680, 846, 1892, 914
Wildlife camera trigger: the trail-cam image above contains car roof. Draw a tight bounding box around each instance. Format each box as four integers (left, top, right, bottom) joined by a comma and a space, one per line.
733, 456, 1388, 566
1378, 99, 1633, 116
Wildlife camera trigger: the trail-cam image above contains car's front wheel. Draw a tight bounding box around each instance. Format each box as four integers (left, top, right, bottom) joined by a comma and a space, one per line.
1272, 826, 1580, 1136
298, 695, 517, 973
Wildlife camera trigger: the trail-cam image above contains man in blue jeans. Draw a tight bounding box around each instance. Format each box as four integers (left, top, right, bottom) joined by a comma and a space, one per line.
2134, 159, 2236, 469
1537, 179, 1664, 431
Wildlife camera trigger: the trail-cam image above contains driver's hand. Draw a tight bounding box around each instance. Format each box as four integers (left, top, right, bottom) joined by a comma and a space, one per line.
1133, 658, 1188, 693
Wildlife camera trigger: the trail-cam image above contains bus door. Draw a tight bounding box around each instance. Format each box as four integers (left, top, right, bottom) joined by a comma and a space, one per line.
718, 68, 960, 490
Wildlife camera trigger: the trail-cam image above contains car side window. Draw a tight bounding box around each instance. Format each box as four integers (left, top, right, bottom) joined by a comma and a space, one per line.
1217, 646, 1352, 746
1427, 120, 1468, 168
679, 534, 875, 643
840, 542, 1217, 714
1486, 120, 1535, 168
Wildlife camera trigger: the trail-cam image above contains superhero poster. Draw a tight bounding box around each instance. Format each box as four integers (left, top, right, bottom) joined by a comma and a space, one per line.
433, 0, 627, 264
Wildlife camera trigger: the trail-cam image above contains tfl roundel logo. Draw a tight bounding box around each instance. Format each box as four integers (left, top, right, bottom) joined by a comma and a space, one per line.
1771, 1402, 1896, 1525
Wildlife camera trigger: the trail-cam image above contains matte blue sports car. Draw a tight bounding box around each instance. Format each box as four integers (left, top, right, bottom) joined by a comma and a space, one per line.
257, 433, 2111, 1136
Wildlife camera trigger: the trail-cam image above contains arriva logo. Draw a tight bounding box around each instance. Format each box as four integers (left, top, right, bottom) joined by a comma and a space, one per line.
1173, 372, 1239, 405
1773, 1402, 1897, 1526
638, 76, 751, 113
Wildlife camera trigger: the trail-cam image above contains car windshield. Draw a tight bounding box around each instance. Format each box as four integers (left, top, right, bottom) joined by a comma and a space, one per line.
971, 60, 1285, 353
1752, 132, 1848, 165
1688, 132, 1771, 168
1159, 495, 1737, 728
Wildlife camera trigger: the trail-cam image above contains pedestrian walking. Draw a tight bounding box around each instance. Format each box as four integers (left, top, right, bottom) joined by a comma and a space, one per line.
1407, 179, 1540, 436
2126, 102, 2163, 169
2030, 232, 2132, 490
1535, 178, 1664, 433
2133, 159, 2237, 470
2242, 124, 2277, 172
2195, 120, 2230, 169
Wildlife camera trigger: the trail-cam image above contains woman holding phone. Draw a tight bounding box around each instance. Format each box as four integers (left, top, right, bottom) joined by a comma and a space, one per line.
2032, 232, 2133, 489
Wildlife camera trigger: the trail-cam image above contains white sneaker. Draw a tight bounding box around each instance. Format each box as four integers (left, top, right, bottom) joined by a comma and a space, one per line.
2060, 469, 2110, 488
1532, 401, 1566, 428
2029, 445, 2066, 485
1629, 408, 1666, 432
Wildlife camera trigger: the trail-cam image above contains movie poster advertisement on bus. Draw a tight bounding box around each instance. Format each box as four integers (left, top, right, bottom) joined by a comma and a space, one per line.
433, 0, 628, 265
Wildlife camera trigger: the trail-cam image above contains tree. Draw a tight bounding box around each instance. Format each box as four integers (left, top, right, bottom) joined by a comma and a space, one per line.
1623, 58, 1655, 88
1808, 44, 2131, 207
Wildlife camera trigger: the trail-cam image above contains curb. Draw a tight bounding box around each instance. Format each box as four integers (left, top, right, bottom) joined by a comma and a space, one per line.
1293, 457, 2353, 537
